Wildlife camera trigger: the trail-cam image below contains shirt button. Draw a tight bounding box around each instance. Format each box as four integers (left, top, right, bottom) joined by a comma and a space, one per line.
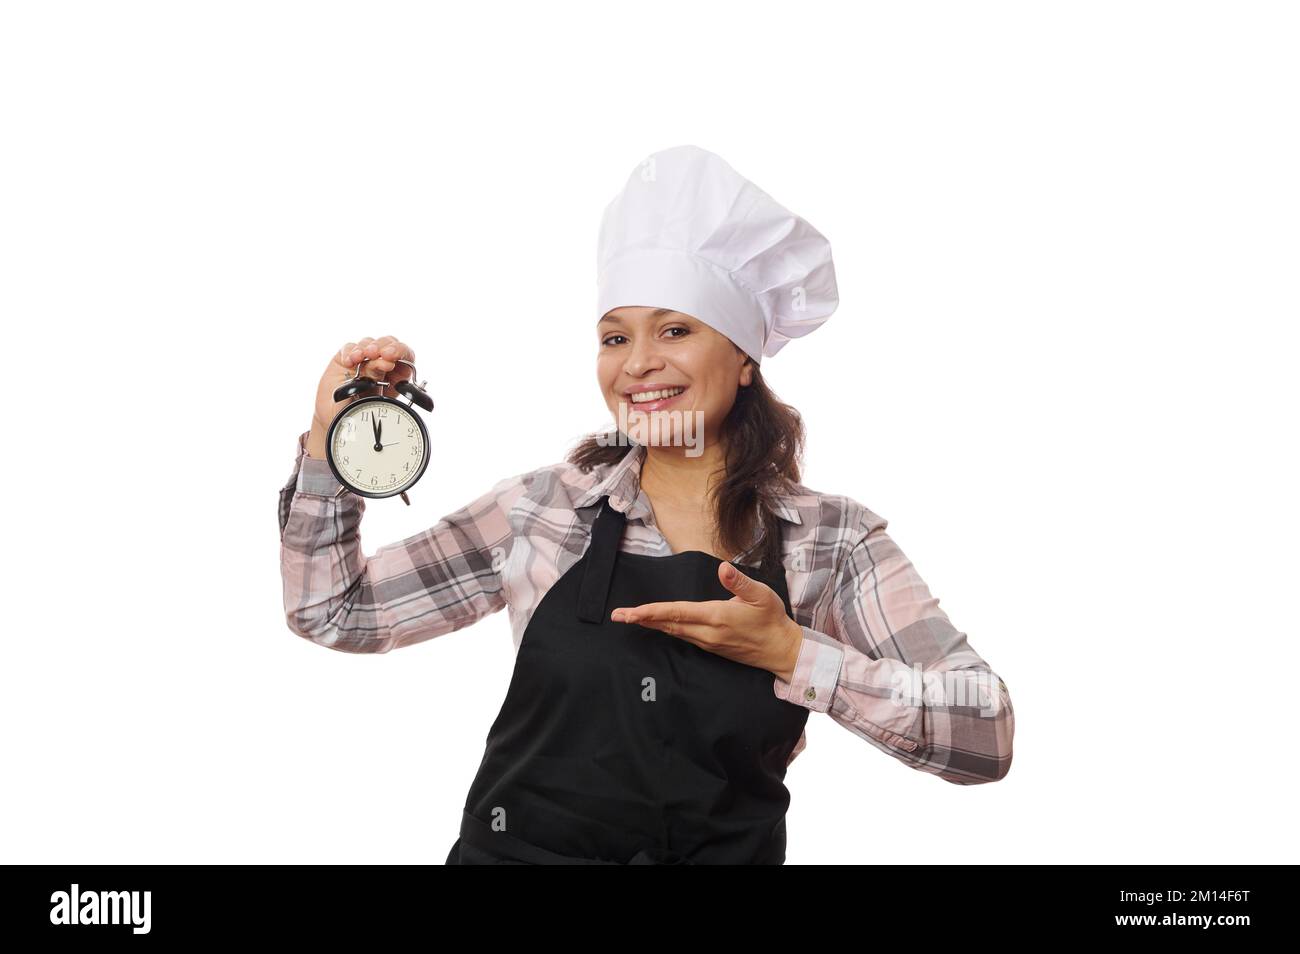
804, 687, 817, 702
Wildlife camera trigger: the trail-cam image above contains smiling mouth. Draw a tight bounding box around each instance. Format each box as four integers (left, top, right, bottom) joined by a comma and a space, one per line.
624, 386, 688, 410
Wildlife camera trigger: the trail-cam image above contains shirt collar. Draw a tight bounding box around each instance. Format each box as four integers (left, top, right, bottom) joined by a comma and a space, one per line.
572, 441, 803, 528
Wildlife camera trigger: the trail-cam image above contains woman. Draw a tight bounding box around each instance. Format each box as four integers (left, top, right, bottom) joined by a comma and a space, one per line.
278, 146, 1014, 865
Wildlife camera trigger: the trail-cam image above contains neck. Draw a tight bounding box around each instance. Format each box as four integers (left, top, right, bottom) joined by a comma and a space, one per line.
638, 437, 729, 513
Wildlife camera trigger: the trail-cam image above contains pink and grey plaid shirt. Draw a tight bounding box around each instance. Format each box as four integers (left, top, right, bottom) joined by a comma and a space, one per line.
278, 430, 1014, 784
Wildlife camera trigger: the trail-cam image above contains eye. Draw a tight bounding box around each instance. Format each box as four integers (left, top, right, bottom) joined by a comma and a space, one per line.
664, 326, 689, 338
601, 334, 628, 347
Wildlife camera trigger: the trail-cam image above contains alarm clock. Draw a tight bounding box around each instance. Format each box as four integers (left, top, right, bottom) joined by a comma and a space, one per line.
325, 357, 435, 505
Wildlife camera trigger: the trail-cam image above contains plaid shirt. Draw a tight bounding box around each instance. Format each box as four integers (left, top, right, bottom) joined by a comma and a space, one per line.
279, 430, 1014, 784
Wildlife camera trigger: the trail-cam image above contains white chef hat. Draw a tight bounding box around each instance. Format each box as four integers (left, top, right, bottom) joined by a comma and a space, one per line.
596, 144, 838, 364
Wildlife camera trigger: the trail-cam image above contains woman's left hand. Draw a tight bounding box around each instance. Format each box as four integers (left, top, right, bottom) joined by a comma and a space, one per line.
610, 561, 804, 682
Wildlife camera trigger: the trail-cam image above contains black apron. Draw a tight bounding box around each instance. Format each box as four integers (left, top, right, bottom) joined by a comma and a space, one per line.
444, 493, 809, 865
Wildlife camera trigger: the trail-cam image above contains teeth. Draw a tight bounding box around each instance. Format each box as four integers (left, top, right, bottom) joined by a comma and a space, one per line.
630, 386, 685, 403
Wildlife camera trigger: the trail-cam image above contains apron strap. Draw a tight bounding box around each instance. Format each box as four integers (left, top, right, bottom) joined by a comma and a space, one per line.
576, 495, 626, 623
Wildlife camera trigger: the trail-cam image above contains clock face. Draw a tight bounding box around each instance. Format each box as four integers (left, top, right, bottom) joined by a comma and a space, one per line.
327, 398, 428, 496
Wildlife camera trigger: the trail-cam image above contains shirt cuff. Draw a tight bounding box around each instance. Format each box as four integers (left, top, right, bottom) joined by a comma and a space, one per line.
294, 430, 348, 498
773, 624, 843, 713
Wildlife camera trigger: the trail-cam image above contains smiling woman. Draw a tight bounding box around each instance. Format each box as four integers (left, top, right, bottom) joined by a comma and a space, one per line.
583, 304, 805, 566
278, 144, 1014, 866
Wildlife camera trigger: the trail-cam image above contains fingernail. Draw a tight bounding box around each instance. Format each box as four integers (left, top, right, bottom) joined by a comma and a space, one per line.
611, 611, 624, 622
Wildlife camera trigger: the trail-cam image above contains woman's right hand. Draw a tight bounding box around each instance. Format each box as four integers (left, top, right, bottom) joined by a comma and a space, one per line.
306, 336, 417, 460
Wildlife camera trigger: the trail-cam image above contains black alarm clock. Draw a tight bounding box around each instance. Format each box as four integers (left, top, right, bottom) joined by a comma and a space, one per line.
325, 357, 434, 505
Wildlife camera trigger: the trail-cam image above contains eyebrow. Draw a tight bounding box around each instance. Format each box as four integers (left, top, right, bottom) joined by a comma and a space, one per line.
598, 307, 675, 326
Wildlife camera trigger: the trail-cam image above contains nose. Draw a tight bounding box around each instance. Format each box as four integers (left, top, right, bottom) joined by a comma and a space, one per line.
622, 335, 666, 377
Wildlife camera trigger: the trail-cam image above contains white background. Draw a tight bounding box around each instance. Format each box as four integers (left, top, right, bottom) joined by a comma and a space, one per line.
2, 0, 1295, 864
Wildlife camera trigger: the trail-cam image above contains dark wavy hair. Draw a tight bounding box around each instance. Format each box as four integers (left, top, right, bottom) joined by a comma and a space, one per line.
566, 363, 805, 566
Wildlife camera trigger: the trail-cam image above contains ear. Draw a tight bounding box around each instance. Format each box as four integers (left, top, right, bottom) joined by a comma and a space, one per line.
739, 355, 755, 388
